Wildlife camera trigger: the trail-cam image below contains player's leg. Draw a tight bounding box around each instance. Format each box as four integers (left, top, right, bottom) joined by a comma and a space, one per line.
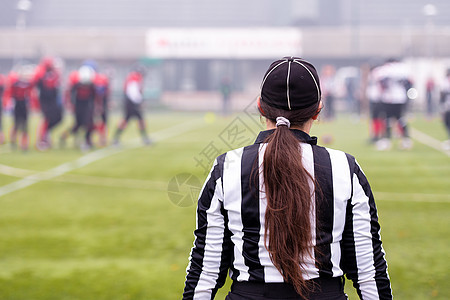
37, 117, 50, 151
445, 111, 450, 138
0, 104, 4, 144
61, 105, 83, 148
396, 103, 412, 150
370, 101, 384, 143
0, 129, 4, 145
10, 104, 21, 149
82, 103, 95, 150
39, 104, 51, 141
376, 102, 391, 151
135, 108, 151, 145
112, 105, 130, 145
442, 111, 450, 150
20, 112, 29, 151
98, 98, 108, 146
384, 103, 393, 139
10, 121, 18, 149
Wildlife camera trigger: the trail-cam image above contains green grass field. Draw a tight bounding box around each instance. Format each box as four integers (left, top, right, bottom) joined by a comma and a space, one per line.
0, 110, 449, 299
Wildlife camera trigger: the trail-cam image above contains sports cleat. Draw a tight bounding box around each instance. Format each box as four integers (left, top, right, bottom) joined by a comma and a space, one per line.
112, 139, 120, 147
36, 140, 51, 151
376, 138, 392, 151
143, 137, 153, 146
80, 142, 92, 153
399, 138, 413, 150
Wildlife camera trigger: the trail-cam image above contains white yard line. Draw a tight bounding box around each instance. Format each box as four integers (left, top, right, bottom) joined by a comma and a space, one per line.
2, 164, 449, 203
0, 164, 36, 177
0, 119, 204, 198
54, 174, 167, 190
1, 121, 448, 200
0, 164, 167, 190
410, 127, 450, 157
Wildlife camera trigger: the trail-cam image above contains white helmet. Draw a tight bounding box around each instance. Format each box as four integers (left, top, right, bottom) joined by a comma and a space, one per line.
78, 66, 95, 84
18, 64, 35, 81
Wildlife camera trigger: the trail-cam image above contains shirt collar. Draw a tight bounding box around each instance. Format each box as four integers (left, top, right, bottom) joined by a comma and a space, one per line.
254, 129, 318, 145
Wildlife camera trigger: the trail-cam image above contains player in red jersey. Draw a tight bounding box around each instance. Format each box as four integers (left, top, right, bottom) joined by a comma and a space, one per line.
60, 65, 97, 150
34, 57, 63, 150
6, 65, 35, 151
112, 67, 151, 145
93, 71, 110, 146
0, 73, 5, 144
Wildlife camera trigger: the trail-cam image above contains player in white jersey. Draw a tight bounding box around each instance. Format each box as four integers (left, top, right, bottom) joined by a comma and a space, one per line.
440, 69, 450, 150
375, 59, 413, 150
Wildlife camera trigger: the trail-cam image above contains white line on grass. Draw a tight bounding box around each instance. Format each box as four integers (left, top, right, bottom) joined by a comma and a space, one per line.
0, 164, 166, 190
0, 164, 36, 177
410, 127, 450, 157
0, 118, 205, 198
2, 161, 449, 203
55, 174, 168, 190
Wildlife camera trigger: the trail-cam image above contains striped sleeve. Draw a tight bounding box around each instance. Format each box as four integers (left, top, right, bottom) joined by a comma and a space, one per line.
341, 155, 392, 300
183, 154, 233, 300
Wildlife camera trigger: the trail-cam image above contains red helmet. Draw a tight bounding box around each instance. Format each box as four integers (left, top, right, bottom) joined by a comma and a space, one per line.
41, 57, 54, 70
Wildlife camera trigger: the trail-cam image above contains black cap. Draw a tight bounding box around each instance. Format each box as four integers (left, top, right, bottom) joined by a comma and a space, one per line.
260, 57, 321, 110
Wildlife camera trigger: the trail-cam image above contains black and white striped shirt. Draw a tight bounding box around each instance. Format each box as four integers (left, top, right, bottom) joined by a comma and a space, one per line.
183, 129, 392, 300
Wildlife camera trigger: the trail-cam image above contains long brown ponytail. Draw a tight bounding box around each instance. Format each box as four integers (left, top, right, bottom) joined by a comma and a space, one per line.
260, 99, 319, 297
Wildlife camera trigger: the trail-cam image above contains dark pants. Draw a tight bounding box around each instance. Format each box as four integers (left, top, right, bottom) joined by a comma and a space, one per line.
444, 110, 450, 138
14, 101, 28, 132
71, 101, 94, 145
100, 97, 108, 123
383, 102, 409, 138
125, 101, 143, 122
369, 101, 382, 119
226, 277, 347, 300
0, 93, 3, 131
41, 101, 62, 130
324, 95, 335, 120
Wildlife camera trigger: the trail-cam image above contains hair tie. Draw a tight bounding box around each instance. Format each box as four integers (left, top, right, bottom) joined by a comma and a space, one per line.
276, 116, 290, 128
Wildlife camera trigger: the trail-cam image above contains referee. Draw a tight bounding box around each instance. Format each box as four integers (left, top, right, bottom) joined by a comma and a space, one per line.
183, 57, 392, 299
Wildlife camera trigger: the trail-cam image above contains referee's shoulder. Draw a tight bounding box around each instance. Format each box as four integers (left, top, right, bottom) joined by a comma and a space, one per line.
214, 144, 258, 166
313, 144, 357, 170
221, 143, 258, 157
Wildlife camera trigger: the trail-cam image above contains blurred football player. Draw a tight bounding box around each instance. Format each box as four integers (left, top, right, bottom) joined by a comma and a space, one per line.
112, 67, 151, 146
7, 65, 35, 151
60, 65, 97, 151
34, 57, 63, 150
366, 64, 385, 143
440, 68, 450, 150
93, 70, 110, 147
0, 73, 5, 144
376, 59, 413, 150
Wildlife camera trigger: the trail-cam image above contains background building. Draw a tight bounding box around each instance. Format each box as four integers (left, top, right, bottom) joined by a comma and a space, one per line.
0, 0, 449, 110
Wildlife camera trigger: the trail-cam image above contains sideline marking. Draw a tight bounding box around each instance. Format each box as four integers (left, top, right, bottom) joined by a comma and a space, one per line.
410, 127, 450, 157
0, 119, 205, 198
